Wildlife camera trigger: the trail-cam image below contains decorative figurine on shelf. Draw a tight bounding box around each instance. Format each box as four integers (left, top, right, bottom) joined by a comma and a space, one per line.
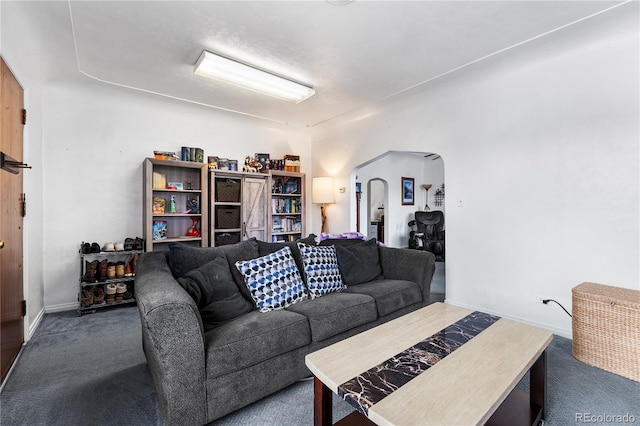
187, 197, 200, 214
186, 217, 201, 237
242, 156, 263, 173
169, 196, 177, 213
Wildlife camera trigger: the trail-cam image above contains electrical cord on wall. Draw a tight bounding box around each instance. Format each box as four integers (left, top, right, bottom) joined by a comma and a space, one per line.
542, 299, 572, 317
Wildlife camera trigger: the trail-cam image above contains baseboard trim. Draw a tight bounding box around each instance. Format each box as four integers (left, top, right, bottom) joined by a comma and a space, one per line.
45, 302, 78, 313
445, 299, 572, 339
26, 307, 46, 341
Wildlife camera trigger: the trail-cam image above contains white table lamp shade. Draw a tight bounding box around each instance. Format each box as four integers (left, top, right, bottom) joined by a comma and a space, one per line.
312, 177, 334, 204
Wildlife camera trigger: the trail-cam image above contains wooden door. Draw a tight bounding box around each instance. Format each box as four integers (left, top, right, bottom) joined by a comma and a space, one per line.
242, 176, 268, 241
1, 57, 25, 382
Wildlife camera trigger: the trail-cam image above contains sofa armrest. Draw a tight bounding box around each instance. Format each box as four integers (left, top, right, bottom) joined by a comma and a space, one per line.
135, 252, 207, 426
378, 247, 436, 305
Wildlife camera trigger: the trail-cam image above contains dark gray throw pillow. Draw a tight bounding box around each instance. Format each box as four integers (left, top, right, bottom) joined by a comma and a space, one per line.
177, 257, 253, 331
335, 238, 384, 286
168, 240, 258, 278
168, 243, 226, 278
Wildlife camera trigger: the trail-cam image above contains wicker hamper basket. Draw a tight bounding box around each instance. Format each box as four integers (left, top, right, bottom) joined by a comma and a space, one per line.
572, 282, 640, 382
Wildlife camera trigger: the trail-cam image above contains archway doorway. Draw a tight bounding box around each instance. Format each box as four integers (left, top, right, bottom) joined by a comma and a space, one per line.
367, 178, 387, 243
352, 150, 445, 302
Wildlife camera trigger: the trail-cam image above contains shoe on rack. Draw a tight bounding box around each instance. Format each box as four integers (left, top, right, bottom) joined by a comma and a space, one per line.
116, 283, 127, 302
80, 289, 94, 307
130, 253, 139, 276
102, 242, 115, 252
97, 259, 108, 282
115, 261, 125, 278
124, 254, 134, 277
124, 238, 134, 251
81, 242, 91, 254
114, 242, 125, 252
124, 288, 133, 300
83, 260, 98, 283
134, 237, 144, 251
91, 286, 105, 304
106, 262, 116, 280
90, 242, 101, 253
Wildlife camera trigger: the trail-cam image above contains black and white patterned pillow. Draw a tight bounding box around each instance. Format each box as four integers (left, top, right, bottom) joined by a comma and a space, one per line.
235, 246, 307, 312
297, 243, 345, 298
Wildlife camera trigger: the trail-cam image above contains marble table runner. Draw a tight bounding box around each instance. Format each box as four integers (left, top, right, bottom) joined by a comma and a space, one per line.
337, 311, 500, 415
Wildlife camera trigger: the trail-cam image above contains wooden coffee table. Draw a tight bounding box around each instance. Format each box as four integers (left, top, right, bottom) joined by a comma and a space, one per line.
305, 302, 552, 426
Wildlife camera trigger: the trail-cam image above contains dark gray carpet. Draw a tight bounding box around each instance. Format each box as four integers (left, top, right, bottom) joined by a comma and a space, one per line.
431, 261, 445, 303
1, 305, 638, 425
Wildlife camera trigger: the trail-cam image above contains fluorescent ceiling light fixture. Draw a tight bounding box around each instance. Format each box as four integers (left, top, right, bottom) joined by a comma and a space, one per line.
194, 50, 315, 104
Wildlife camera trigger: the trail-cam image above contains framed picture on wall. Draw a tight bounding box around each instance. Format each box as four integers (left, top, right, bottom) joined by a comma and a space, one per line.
402, 177, 414, 205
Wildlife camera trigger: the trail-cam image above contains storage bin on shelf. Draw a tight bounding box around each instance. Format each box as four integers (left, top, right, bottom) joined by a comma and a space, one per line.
215, 179, 241, 202
216, 207, 240, 229
215, 232, 241, 246
572, 282, 640, 382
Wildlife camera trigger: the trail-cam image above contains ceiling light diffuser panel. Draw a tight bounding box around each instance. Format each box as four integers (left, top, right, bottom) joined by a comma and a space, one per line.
194, 50, 315, 104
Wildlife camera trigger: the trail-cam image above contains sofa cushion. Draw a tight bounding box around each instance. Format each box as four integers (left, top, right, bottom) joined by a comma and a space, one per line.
235, 246, 307, 312
204, 309, 311, 378
335, 238, 384, 286
297, 243, 345, 299
344, 279, 422, 317
285, 292, 377, 342
177, 257, 253, 331
168, 240, 260, 301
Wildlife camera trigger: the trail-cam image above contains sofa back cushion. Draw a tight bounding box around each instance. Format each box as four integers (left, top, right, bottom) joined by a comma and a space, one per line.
177, 257, 253, 331
335, 238, 384, 286
318, 238, 367, 247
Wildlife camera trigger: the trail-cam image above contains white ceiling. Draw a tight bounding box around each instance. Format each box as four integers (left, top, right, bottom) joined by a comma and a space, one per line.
8, 1, 628, 127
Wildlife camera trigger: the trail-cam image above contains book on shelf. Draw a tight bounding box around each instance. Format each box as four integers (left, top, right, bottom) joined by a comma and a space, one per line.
152, 172, 167, 189
272, 198, 301, 214
271, 216, 301, 233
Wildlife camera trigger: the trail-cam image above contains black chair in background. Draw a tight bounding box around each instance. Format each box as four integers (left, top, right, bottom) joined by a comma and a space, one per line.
408, 210, 445, 261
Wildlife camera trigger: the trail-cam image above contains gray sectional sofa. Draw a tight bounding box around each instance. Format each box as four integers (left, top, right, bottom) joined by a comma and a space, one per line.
135, 237, 436, 425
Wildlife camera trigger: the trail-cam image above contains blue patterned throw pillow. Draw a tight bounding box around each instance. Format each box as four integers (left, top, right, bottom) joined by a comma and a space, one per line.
297, 243, 345, 299
235, 246, 307, 312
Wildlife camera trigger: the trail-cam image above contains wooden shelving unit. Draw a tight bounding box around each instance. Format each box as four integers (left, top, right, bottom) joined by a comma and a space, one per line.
269, 170, 305, 242
143, 158, 208, 251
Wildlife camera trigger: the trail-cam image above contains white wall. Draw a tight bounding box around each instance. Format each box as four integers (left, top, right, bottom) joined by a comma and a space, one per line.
40, 81, 311, 310
311, 4, 639, 337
